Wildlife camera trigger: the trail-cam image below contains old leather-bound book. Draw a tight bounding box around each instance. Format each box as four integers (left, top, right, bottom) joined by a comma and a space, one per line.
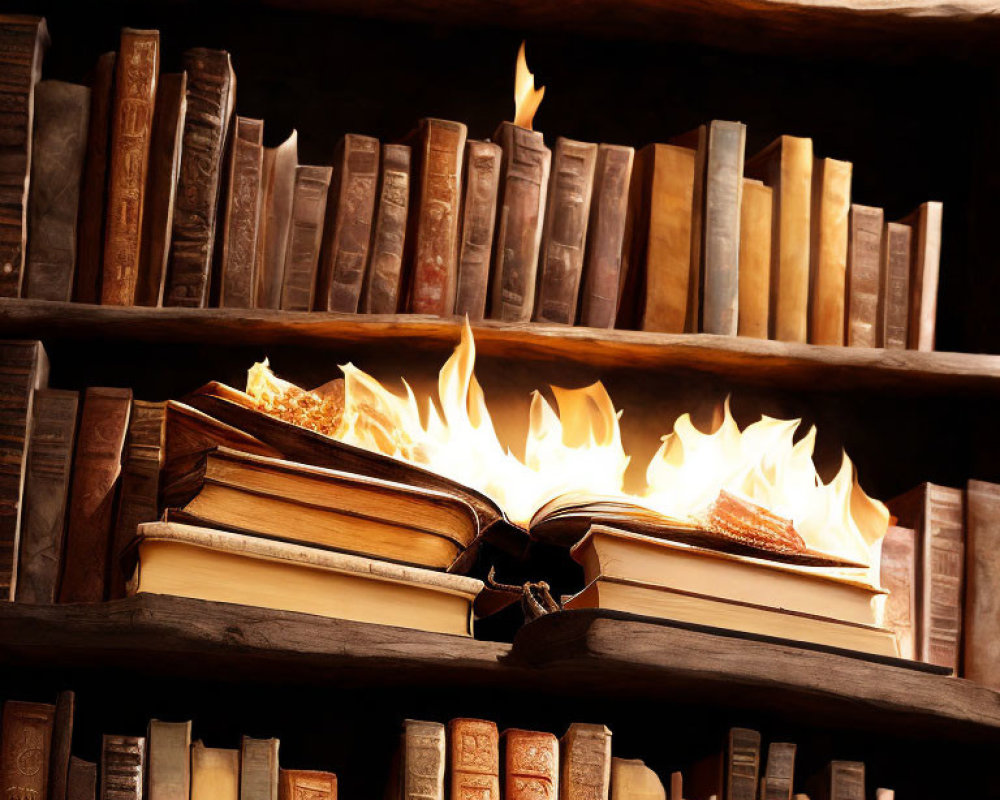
279, 771, 337, 800
560, 723, 611, 800
745, 136, 813, 342
254, 130, 298, 309
191, 742, 238, 800
137, 71, 187, 307
15, 389, 78, 604
48, 691, 75, 800
579, 144, 633, 329
68, 757, 98, 800
75, 51, 116, 303
101, 735, 145, 800
165, 48, 235, 308
405, 119, 467, 315
453, 140, 500, 320
1, 700, 54, 799
877, 222, 911, 349
504, 729, 557, 800
0, 15, 49, 298
449, 719, 499, 800
808, 157, 852, 345
398, 720, 445, 800
738, 179, 772, 339
879, 525, 916, 660
241, 737, 279, 800
363, 143, 411, 314
844, 204, 883, 348
101, 28, 160, 306
25, 81, 90, 301
610, 758, 663, 800
963, 480, 1000, 688
59, 387, 132, 603
898, 201, 943, 351
811, 761, 863, 800
280, 165, 332, 311
760, 742, 796, 800
218, 116, 265, 308
316, 134, 379, 312
148, 720, 191, 800
688, 727, 760, 800
534, 137, 598, 324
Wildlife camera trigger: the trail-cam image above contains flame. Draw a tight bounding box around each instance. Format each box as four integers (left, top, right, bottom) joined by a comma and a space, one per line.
513, 41, 545, 130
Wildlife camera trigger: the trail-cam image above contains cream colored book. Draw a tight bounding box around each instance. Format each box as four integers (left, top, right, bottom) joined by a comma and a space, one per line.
191, 742, 239, 800
808, 157, 852, 345
738, 179, 772, 339
611, 758, 664, 800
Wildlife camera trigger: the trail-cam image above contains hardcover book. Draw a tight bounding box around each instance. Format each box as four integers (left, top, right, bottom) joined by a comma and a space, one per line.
147, 720, 191, 800
688, 727, 760, 800
449, 719, 499, 800
811, 761, 864, 800
279, 770, 336, 800
738, 179, 772, 339
808, 157, 852, 345
898, 201, 943, 351
1, 700, 55, 800
68, 756, 98, 800
397, 719, 445, 800
49, 691, 75, 800
363, 143, 411, 314
962, 479, 1000, 688
559, 723, 611, 800
760, 742, 796, 800
876, 222, 911, 349
218, 116, 265, 308
191, 742, 238, 800
503, 729, 558, 800
610, 758, 664, 800
255, 130, 298, 309
878, 525, 917, 660
844, 205, 883, 348
241, 737, 279, 800
454, 140, 501, 320
101, 735, 146, 800
280, 165, 332, 311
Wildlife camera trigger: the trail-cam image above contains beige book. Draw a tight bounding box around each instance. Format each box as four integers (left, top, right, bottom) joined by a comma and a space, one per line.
148, 720, 191, 800
191, 742, 238, 800
560, 724, 611, 800
738, 179, 772, 339
611, 759, 664, 800
808, 158, 852, 345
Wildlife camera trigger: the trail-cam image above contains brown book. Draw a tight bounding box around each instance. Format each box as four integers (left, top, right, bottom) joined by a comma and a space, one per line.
844, 205, 883, 348
490, 121, 550, 321
963, 480, 1000, 687
745, 136, 813, 342
148, 720, 191, 800
137, 71, 187, 307
218, 116, 265, 308
535, 137, 598, 323
280, 165, 332, 311
449, 719, 499, 800
810, 762, 863, 800
398, 720, 445, 800
898, 201, 943, 351
69, 756, 98, 800
59, 387, 132, 603
75, 51, 115, 303
738, 179, 772, 339
560, 723, 611, 800
241, 737, 279, 800
0, 15, 49, 297
165, 48, 235, 308
687, 727, 760, 800
363, 143, 411, 314
669, 773, 682, 800
49, 691, 75, 800
760, 742, 796, 800
879, 525, 917, 660
16, 389, 78, 604
101, 735, 145, 800
254, 130, 298, 309
1, 700, 54, 800
191, 742, 238, 800
610, 758, 664, 800
316, 134, 379, 312
454, 140, 501, 320
877, 222, 911, 349
808, 157, 852, 345
101, 28, 160, 306
580, 143, 634, 329
25, 81, 90, 301
504, 730, 557, 800
0, 340, 49, 600
279, 771, 336, 800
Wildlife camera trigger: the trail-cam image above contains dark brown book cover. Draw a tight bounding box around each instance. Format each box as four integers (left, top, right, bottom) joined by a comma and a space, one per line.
68, 756, 97, 800
0, 15, 49, 298
448, 719, 499, 800
165, 48, 235, 308
1, 700, 55, 800
963, 479, 1000, 687
844, 204, 883, 347
534, 137, 598, 324
687, 727, 759, 800
101, 28, 160, 306
241, 737, 279, 800
148, 720, 191, 800
49, 690, 75, 800
760, 742, 796, 800
812, 761, 864, 800
254, 130, 298, 309
316, 133, 379, 312
25, 80, 90, 301
879, 525, 917, 661
559, 723, 611, 800
898, 201, 942, 351
59, 387, 132, 603
280, 165, 332, 312
279, 770, 336, 800
101, 735, 145, 800
218, 116, 264, 309
877, 221, 911, 349
15, 389, 78, 604
454, 140, 501, 320
503, 729, 557, 800
363, 143, 411, 314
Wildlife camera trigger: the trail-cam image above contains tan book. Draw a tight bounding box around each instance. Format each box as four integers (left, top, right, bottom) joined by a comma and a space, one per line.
254, 130, 298, 309
504, 730, 558, 800
217, 116, 264, 308
279, 770, 336, 800
191, 742, 239, 800
560, 724, 611, 800
363, 143, 411, 314
100, 735, 145, 800
962, 480, 1000, 687
449, 719, 499, 800
809, 761, 864, 800
399, 720, 445, 800
148, 720, 191, 800
611, 758, 663, 800
280, 165, 332, 311
68, 756, 97, 800
879, 525, 916, 660
877, 221, 911, 349
898, 201, 943, 351
242, 737, 279, 800
808, 157, 852, 345
1, 700, 54, 800
738, 179, 772, 339
844, 205, 883, 347
454, 140, 501, 320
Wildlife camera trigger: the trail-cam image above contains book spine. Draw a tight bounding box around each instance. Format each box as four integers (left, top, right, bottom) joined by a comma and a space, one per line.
808, 157, 852, 345
877, 222, 911, 349
100, 735, 145, 800
254, 130, 298, 309
828, 761, 864, 800
504, 730, 558, 800
1, 700, 55, 800
403, 719, 445, 800
535, 137, 598, 324
148, 720, 191, 800
844, 204, 883, 347
241, 737, 279, 800
101, 28, 160, 306
49, 691, 75, 800
449, 719, 499, 800
363, 143, 411, 314
879, 525, 917, 661
760, 742, 795, 800
907, 201, 943, 351
726, 727, 760, 800
738, 179, 772, 339
920, 484, 964, 670
454, 140, 501, 320
615, 144, 651, 329
191, 743, 239, 800
68, 756, 98, 800
25, 81, 90, 301
280, 165, 332, 311
559, 724, 611, 800
278, 770, 337, 800
165, 48, 235, 308
963, 480, 1000, 686
218, 116, 265, 308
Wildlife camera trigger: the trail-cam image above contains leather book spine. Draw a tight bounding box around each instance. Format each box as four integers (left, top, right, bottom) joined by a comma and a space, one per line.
15, 389, 78, 603
844, 204, 883, 347
218, 116, 264, 308
616, 145, 652, 329
535, 137, 598, 323
59, 387, 132, 603
559, 723, 611, 800
75, 51, 115, 303
964, 480, 1000, 687
101, 28, 160, 306
279, 770, 337, 800
68, 756, 98, 800
503, 729, 557, 800
25, 80, 90, 301
317, 133, 379, 312
725, 727, 760, 800
165, 48, 235, 308
280, 165, 332, 311
921, 484, 964, 670
738, 179, 771, 338
0, 15, 49, 297
580, 143, 633, 329
879, 525, 916, 660
808, 157, 852, 345
254, 130, 298, 309
101, 735, 145, 800
402, 719, 445, 800
760, 742, 796, 800
902, 201, 943, 351
877, 221, 911, 349
148, 720, 191, 800
826, 761, 864, 800
454, 140, 500, 320
490, 121, 550, 321
363, 143, 411, 314
49, 690, 75, 800
241, 737, 279, 800
191, 742, 238, 800
448, 719, 499, 800
1, 700, 55, 800
137, 71, 187, 307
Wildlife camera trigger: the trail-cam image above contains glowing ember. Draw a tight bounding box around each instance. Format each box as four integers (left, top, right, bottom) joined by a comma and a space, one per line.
513, 41, 545, 130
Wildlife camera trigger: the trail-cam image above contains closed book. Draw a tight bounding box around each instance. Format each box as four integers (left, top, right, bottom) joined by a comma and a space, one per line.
191, 742, 238, 800
535, 137, 598, 324
559, 723, 611, 800
449, 719, 499, 800
241, 737, 279, 800
745, 135, 813, 342
879, 525, 917, 660
280, 165, 332, 311
100, 735, 145, 800
1, 700, 54, 800
279, 771, 336, 800
610, 758, 663, 800
808, 157, 852, 345
898, 201, 943, 351
811, 762, 863, 800
254, 130, 298, 309
59, 387, 132, 603
16, 389, 78, 604
68, 756, 98, 800
454, 140, 501, 320
669, 774, 682, 800
25, 80, 90, 301
687, 727, 759, 800
737, 179, 772, 338
363, 143, 411, 314
148, 720, 191, 800
876, 222, 911, 349
49, 691, 75, 800
962, 480, 1000, 687
399, 719, 445, 800
760, 742, 796, 800
579, 143, 633, 329
317, 133, 379, 312
667, 126, 707, 333
165, 48, 235, 308
844, 205, 883, 348
504, 729, 557, 800
101, 28, 160, 306
218, 116, 265, 308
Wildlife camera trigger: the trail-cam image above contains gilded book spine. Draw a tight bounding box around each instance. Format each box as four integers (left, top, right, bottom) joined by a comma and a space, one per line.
504, 730, 558, 800
726, 727, 761, 800
759, 742, 796, 800
148, 720, 191, 800
844, 204, 883, 347
454, 140, 501, 320
219, 116, 265, 308
280, 165, 332, 311
402, 719, 445, 800
240, 737, 279, 800
100, 735, 146, 800
877, 222, 911, 349
559, 723, 611, 800
101, 28, 160, 306
1, 700, 55, 800
254, 130, 298, 309
363, 143, 411, 314
963, 480, 1000, 688
449, 719, 499, 800
279, 770, 337, 800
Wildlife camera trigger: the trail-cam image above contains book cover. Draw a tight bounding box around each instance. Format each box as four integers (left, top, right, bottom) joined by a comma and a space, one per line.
559, 723, 611, 800
191, 742, 238, 800
279, 770, 336, 800
1, 700, 55, 800
363, 143, 411, 314
898, 201, 943, 351
148, 720, 192, 800
844, 205, 883, 348
241, 736, 279, 800
737, 179, 772, 339
963, 479, 1000, 687
449, 719, 499, 800
454, 140, 501, 320
100, 735, 146, 800
808, 157, 852, 345
280, 165, 332, 311
504, 729, 558, 800
879, 525, 917, 660
401, 720, 445, 800
218, 116, 265, 309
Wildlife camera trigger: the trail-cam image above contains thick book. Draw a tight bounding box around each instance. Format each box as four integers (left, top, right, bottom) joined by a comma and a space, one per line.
50, 691, 75, 800
1, 700, 54, 800
879, 525, 917, 661
610, 758, 664, 800
69, 756, 98, 800
396, 719, 445, 800
876, 221, 911, 349
738, 179, 772, 339
59, 387, 132, 603
241, 737, 279, 800
317, 134, 379, 312
811, 761, 864, 800
101, 28, 160, 306
688, 727, 760, 800
100, 735, 145, 800
454, 140, 501, 320
504, 730, 557, 800
279, 771, 336, 800
745, 136, 813, 342
16, 389, 78, 604
579, 143, 634, 329
25, 80, 90, 301
363, 143, 411, 314
191, 742, 238, 800
963, 479, 1000, 688
218, 116, 265, 308
449, 719, 499, 800
148, 720, 191, 800
760, 742, 796, 800
280, 165, 332, 311
534, 136, 598, 324
165, 48, 235, 308
898, 201, 943, 351
255, 130, 298, 309
560, 723, 611, 800
808, 157, 852, 345
844, 205, 883, 348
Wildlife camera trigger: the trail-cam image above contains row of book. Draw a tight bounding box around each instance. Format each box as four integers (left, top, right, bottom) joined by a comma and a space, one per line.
4, 15, 941, 349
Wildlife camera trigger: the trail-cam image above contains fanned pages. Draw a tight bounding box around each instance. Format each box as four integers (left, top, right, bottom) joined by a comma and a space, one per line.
218, 116, 265, 308
254, 130, 298, 309
808, 157, 852, 345
454, 140, 501, 320
877, 222, 911, 349
738, 179, 771, 338
280, 166, 332, 311
899, 201, 943, 351
363, 143, 411, 314
844, 204, 883, 347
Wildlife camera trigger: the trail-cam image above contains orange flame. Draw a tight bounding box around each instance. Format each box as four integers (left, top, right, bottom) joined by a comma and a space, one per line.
513, 41, 545, 129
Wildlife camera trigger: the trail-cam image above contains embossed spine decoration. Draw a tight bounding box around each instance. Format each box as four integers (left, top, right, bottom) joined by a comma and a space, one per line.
503, 730, 558, 800
454, 140, 501, 320
280, 165, 332, 311
363, 143, 411, 314
101, 735, 146, 800
0, 700, 55, 800
402, 720, 445, 800
255, 130, 298, 309
448, 719, 499, 800
219, 116, 264, 308
559, 724, 611, 800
